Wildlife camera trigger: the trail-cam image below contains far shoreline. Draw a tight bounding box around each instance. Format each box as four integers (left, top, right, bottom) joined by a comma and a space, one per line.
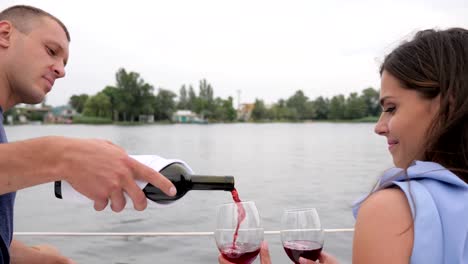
5, 116, 379, 126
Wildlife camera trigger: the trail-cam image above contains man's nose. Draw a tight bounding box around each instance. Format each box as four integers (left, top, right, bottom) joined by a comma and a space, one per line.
52, 61, 66, 78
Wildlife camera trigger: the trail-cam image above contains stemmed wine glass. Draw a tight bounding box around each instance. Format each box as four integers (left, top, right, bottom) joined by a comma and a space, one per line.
215, 201, 264, 264
280, 208, 324, 263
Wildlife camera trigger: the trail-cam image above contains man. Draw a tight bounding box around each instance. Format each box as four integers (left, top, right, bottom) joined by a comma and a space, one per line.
0, 5, 176, 263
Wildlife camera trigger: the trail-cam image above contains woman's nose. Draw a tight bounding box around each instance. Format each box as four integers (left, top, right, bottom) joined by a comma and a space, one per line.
374, 115, 388, 136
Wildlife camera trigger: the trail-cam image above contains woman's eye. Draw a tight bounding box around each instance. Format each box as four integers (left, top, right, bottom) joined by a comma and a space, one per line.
383, 106, 396, 113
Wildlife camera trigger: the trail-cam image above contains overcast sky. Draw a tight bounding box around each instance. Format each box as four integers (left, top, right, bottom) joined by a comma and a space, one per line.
2, 0, 468, 107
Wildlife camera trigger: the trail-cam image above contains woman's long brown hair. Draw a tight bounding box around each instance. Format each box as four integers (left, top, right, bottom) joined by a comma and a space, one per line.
380, 28, 468, 183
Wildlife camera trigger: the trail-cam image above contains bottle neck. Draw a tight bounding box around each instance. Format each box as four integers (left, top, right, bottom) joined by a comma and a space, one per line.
189, 175, 235, 191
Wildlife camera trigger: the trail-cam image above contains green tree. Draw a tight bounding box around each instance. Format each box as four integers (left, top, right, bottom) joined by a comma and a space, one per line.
83, 92, 112, 118
187, 85, 197, 112
153, 88, 176, 120
29, 110, 45, 121
345, 92, 367, 119
286, 90, 309, 120
102, 86, 125, 121
361, 87, 380, 117
251, 99, 269, 121
223, 97, 237, 121
114, 68, 155, 121
135, 83, 156, 120
178, 85, 188, 109
195, 79, 215, 119
312, 96, 329, 120
68, 94, 89, 113
269, 99, 295, 120
3, 107, 16, 124
212, 96, 236, 121
328, 94, 346, 120
303, 101, 316, 120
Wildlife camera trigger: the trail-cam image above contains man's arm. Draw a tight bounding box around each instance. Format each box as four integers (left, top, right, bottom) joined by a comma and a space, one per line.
0, 136, 176, 211
0, 137, 62, 193
10, 239, 74, 264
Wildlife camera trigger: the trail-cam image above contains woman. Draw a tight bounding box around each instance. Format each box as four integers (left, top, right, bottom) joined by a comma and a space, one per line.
219, 28, 468, 264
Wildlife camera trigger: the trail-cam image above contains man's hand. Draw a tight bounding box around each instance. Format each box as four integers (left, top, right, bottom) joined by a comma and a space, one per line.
55, 137, 176, 212
0, 136, 176, 212
10, 240, 75, 264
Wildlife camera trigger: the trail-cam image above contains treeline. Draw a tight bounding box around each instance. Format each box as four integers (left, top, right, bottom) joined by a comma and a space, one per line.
69, 68, 380, 122
70, 68, 237, 122
250, 88, 380, 121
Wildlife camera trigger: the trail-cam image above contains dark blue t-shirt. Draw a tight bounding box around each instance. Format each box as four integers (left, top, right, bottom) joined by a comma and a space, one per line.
0, 108, 16, 264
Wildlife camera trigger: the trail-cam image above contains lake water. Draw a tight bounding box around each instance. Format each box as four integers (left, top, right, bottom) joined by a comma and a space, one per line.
5, 123, 393, 264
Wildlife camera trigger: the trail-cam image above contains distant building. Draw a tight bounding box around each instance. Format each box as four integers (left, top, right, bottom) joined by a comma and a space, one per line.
45, 105, 78, 124
18, 115, 28, 124
172, 110, 207, 124
6, 115, 13, 125
237, 103, 255, 121
138, 114, 154, 123
12, 105, 51, 124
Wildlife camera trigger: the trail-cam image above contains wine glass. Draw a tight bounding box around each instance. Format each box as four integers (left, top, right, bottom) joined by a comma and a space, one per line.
280, 208, 324, 263
215, 201, 264, 264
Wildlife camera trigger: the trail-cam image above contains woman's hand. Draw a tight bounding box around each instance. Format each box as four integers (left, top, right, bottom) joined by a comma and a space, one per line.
259, 241, 272, 264
299, 251, 339, 264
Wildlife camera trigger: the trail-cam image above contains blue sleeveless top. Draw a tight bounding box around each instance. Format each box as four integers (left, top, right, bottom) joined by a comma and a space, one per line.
353, 161, 468, 263
0, 108, 16, 264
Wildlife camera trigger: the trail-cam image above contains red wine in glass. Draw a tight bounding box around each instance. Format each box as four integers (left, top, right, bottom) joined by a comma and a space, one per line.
215, 200, 263, 264
219, 242, 261, 264
231, 188, 246, 247
283, 240, 323, 263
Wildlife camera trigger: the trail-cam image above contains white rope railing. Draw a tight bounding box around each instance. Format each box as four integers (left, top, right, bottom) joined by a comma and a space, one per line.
14, 229, 354, 237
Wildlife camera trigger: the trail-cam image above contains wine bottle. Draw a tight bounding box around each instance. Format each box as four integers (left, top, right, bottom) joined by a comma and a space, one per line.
54, 155, 235, 206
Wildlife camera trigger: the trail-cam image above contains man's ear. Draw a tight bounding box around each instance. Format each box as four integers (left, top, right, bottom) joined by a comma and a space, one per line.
0, 20, 13, 48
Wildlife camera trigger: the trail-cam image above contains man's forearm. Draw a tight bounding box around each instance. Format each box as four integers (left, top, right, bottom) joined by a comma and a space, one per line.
10, 239, 73, 264
0, 136, 64, 194
10, 239, 42, 264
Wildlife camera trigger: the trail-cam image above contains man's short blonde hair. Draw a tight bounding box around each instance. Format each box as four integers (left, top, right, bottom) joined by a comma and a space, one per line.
0, 5, 70, 41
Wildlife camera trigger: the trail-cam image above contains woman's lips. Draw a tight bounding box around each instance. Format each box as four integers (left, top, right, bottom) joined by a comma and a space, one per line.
388, 140, 399, 151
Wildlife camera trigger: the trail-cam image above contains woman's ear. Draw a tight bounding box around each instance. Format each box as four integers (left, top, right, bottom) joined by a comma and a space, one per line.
0, 21, 13, 48
430, 94, 441, 115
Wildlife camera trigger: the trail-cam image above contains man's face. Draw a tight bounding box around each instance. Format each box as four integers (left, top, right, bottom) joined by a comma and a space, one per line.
6, 16, 69, 104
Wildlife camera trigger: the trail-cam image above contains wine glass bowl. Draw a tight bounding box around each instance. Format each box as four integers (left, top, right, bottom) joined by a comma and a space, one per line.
215, 201, 264, 264
280, 208, 324, 263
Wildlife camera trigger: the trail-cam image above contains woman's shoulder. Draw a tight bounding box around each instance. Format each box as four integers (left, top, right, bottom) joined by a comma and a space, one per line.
356, 188, 413, 229
352, 162, 467, 263
353, 188, 414, 264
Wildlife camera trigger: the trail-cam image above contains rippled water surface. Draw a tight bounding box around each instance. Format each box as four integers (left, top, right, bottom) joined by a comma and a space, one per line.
7, 123, 392, 263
